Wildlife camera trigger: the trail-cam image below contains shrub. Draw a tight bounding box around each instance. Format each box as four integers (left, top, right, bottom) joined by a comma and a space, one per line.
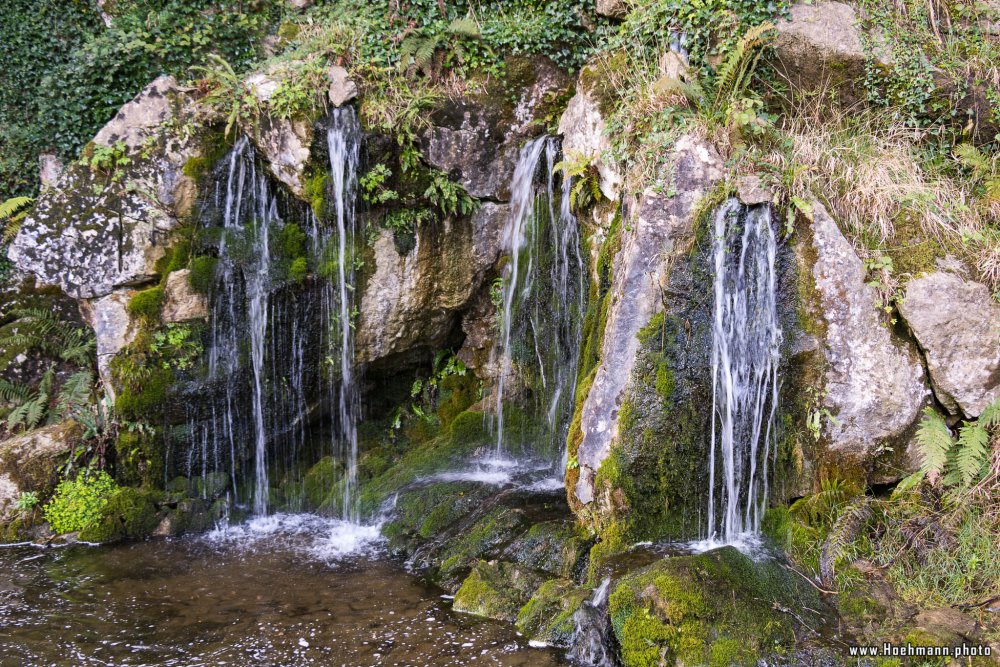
43, 470, 119, 534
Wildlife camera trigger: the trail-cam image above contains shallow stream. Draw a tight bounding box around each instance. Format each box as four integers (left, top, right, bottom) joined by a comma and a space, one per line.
0, 515, 567, 667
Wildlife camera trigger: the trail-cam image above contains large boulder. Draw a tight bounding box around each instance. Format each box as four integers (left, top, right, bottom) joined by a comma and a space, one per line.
574, 135, 723, 505
356, 204, 505, 367
245, 70, 315, 199
772, 1, 888, 105
421, 58, 571, 201
898, 271, 1000, 418
558, 74, 622, 201
801, 201, 928, 473
9, 76, 205, 299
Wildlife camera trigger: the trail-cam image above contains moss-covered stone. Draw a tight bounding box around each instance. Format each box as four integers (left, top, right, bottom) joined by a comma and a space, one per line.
78, 487, 162, 543
437, 506, 528, 582
187, 256, 218, 293
608, 546, 823, 667
515, 578, 591, 646
453, 560, 545, 623
303, 456, 340, 509
502, 519, 591, 578
126, 286, 164, 320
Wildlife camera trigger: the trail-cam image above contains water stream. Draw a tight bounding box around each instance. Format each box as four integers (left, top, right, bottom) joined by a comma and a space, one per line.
706, 200, 782, 544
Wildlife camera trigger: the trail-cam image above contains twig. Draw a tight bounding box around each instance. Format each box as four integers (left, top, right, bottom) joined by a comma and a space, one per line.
782, 563, 838, 595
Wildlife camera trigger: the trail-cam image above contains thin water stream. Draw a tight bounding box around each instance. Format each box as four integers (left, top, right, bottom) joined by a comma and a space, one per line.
0, 524, 567, 667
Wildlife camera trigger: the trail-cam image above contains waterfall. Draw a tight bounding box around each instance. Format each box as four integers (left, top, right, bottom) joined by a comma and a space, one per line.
324, 107, 361, 520
489, 136, 586, 466
706, 200, 782, 544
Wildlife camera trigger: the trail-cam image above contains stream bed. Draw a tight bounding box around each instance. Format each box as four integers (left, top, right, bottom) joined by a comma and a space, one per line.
0, 515, 567, 667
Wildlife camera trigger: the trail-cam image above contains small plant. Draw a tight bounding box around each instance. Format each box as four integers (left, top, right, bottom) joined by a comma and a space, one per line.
804, 386, 840, 441
555, 154, 604, 213
14, 491, 39, 513
192, 54, 263, 139
424, 171, 478, 217
149, 324, 203, 371
915, 399, 1000, 490
399, 18, 482, 81
0, 196, 33, 243
360, 164, 399, 205
43, 470, 118, 535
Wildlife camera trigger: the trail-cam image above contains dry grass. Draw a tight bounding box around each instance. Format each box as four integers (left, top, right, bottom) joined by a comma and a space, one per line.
762, 100, 1000, 286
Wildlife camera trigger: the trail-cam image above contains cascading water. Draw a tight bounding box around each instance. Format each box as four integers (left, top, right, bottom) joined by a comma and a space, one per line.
706, 199, 782, 544
489, 136, 585, 469
323, 107, 362, 520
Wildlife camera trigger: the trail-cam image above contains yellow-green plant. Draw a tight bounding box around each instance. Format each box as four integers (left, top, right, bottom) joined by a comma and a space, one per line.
43, 470, 118, 535
0, 196, 33, 243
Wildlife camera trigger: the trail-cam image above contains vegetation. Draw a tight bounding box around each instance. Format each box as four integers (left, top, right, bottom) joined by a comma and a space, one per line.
43, 469, 118, 535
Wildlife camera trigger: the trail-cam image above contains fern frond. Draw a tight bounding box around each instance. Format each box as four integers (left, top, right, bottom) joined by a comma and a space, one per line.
977, 396, 1000, 429
0, 196, 33, 221
415, 37, 439, 76
820, 498, 871, 585
0, 378, 31, 403
447, 18, 480, 37
915, 407, 953, 482
953, 422, 990, 488
711, 22, 773, 113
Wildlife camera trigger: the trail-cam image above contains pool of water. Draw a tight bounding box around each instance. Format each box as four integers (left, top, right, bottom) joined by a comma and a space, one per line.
0, 514, 568, 667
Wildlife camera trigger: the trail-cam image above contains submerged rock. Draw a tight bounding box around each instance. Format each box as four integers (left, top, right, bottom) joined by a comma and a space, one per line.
574, 135, 723, 506
898, 271, 1000, 418
802, 201, 928, 476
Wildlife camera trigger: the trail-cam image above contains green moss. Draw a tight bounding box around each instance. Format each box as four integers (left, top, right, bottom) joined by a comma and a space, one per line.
515, 578, 590, 646
453, 560, 544, 622
114, 366, 174, 420
278, 222, 307, 259
288, 256, 308, 283
78, 487, 161, 543
304, 170, 329, 219
608, 547, 820, 667
303, 456, 339, 509
437, 506, 527, 581
127, 286, 164, 320
154, 239, 192, 277
504, 520, 590, 578
187, 256, 218, 293
114, 429, 163, 488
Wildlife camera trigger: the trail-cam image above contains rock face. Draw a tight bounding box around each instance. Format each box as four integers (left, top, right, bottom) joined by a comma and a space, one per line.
803, 201, 928, 467
422, 58, 570, 201
574, 135, 723, 505
356, 205, 505, 367
898, 271, 1000, 418
327, 65, 358, 107
247, 70, 315, 199
9, 76, 204, 300
558, 78, 622, 201
0, 422, 81, 525
161, 270, 209, 323
79, 291, 139, 394
772, 1, 886, 105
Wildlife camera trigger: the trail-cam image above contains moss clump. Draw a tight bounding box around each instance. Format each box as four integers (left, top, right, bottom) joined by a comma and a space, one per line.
78, 487, 162, 543
114, 366, 174, 420
304, 170, 329, 219
380, 480, 489, 549
608, 547, 822, 667
303, 456, 339, 509
154, 239, 192, 277
43, 470, 119, 535
127, 286, 164, 320
515, 578, 590, 646
187, 256, 218, 293
453, 560, 544, 623
288, 256, 308, 283
114, 429, 163, 488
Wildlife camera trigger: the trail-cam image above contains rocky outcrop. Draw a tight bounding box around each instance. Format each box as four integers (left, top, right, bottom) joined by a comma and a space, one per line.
574, 135, 723, 505
772, 1, 888, 105
558, 78, 622, 201
327, 65, 358, 107
422, 58, 570, 201
356, 204, 505, 367
246, 71, 315, 199
161, 270, 209, 323
898, 271, 1000, 418
9, 76, 205, 300
0, 422, 81, 526
802, 201, 928, 469
79, 291, 138, 394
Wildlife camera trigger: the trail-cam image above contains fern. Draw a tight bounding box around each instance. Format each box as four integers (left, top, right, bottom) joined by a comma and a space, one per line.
710, 22, 773, 115
915, 407, 953, 481
0, 196, 33, 243
819, 498, 871, 585
953, 423, 990, 488
0, 378, 31, 403
55, 370, 94, 420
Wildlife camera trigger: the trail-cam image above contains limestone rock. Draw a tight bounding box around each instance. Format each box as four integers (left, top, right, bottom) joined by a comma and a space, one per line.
596, 0, 628, 18
357, 205, 505, 367
38, 154, 64, 189
161, 270, 209, 323
558, 77, 622, 201
574, 135, 724, 505
327, 65, 358, 107
422, 58, 570, 201
804, 201, 928, 461
79, 290, 139, 394
736, 174, 773, 205
246, 71, 315, 199
772, 1, 888, 105
898, 272, 1000, 418
9, 76, 204, 299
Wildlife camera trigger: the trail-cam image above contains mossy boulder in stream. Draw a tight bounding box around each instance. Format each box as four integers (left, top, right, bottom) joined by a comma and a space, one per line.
453, 560, 545, 623
515, 578, 591, 647
608, 546, 823, 667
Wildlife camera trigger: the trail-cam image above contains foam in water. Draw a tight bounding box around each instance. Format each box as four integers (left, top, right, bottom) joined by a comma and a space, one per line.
204, 513, 383, 561
707, 200, 782, 544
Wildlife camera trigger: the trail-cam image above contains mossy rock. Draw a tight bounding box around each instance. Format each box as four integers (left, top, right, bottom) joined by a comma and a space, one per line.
502, 519, 591, 579
187, 256, 218, 293
453, 560, 545, 623
78, 487, 162, 543
381, 480, 491, 554
303, 456, 340, 510
127, 286, 164, 320
608, 546, 824, 667
515, 578, 591, 647
437, 506, 529, 584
